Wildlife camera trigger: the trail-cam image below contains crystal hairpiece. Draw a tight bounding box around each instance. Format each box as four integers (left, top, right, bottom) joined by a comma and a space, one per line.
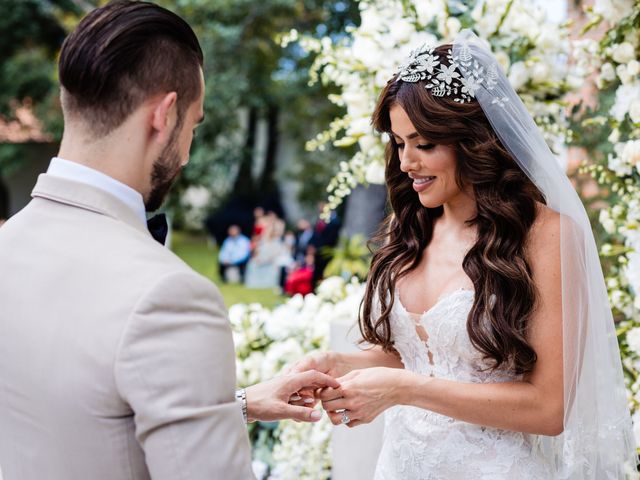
395, 42, 502, 105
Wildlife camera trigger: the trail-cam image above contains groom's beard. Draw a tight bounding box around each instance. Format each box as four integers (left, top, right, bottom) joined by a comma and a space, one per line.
145, 127, 183, 212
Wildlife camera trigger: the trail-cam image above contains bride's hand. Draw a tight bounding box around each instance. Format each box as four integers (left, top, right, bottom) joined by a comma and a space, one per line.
283, 351, 343, 377
318, 367, 404, 427
282, 351, 343, 406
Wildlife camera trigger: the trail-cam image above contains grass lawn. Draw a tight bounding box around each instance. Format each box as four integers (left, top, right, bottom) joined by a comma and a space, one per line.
170, 230, 285, 309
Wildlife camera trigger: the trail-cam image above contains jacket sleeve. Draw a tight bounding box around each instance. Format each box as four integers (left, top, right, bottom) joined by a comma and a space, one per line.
114, 270, 255, 480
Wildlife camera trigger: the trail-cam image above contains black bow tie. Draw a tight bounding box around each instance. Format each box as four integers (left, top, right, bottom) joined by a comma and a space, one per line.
147, 213, 168, 245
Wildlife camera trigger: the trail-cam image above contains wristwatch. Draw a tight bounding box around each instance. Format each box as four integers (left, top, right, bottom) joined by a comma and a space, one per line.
235, 388, 248, 424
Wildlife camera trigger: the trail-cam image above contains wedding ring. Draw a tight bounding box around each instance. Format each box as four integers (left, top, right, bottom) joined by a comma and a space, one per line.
341, 410, 350, 425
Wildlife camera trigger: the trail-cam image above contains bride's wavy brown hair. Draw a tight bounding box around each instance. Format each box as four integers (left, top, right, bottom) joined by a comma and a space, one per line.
360, 45, 546, 374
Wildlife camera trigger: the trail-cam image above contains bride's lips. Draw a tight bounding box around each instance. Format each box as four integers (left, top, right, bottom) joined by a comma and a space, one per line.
411, 175, 436, 193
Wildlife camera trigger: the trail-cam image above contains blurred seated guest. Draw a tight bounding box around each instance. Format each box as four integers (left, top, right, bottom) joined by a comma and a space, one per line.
251, 206, 266, 244
218, 225, 251, 283
284, 252, 314, 296
245, 221, 285, 289
278, 229, 296, 290
294, 218, 313, 264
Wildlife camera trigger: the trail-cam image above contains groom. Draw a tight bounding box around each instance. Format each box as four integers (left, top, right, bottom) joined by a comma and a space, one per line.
0, 2, 338, 479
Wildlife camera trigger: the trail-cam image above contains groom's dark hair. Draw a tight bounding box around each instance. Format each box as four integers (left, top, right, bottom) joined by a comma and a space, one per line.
59, 0, 203, 137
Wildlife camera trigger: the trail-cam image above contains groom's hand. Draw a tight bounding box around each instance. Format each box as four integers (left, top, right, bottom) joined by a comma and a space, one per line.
282, 351, 346, 406
245, 370, 340, 423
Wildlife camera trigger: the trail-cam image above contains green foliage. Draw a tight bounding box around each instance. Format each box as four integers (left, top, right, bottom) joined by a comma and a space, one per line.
161, 0, 359, 211
0, 0, 358, 214
0, 0, 82, 119
322, 233, 371, 280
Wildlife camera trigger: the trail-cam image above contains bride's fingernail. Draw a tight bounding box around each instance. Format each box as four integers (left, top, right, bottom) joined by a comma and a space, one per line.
304, 398, 315, 404
290, 395, 302, 401
310, 410, 322, 420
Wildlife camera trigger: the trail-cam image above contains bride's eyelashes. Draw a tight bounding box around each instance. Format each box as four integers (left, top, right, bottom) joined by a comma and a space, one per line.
395, 143, 435, 151
417, 143, 435, 151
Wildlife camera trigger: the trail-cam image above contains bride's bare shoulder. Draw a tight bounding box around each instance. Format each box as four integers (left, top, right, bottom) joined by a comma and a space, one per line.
527, 202, 561, 261
533, 202, 560, 229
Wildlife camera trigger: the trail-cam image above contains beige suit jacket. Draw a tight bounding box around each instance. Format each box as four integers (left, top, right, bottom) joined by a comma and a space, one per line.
0, 174, 255, 479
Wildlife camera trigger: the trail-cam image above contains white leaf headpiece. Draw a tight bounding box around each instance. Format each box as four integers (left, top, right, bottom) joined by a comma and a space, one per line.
395, 42, 503, 106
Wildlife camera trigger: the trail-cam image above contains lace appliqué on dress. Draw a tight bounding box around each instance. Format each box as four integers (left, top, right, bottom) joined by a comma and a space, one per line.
374, 289, 553, 480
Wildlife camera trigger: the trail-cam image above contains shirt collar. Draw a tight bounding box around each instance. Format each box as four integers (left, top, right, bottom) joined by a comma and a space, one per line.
47, 157, 147, 225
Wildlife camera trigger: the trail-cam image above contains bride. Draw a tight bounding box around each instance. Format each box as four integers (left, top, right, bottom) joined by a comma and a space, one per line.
289, 30, 636, 478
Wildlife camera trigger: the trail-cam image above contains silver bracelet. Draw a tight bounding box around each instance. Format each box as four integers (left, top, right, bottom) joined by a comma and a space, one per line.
235, 388, 248, 424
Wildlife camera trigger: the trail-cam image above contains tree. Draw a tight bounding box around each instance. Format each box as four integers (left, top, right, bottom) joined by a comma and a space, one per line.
161, 0, 359, 223
0, 0, 86, 214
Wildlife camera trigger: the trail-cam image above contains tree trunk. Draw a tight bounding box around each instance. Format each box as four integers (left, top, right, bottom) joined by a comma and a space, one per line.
259, 104, 279, 193
233, 106, 258, 196
258, 103, 283, 216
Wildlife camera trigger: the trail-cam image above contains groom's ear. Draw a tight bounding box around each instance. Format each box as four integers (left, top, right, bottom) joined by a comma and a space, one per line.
150, 91, 178, 143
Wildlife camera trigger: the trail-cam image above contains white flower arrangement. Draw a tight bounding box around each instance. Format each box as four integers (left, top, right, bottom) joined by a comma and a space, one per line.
579, 0, 640, 448
231, 277, 366, 478
282, 0, 573, 216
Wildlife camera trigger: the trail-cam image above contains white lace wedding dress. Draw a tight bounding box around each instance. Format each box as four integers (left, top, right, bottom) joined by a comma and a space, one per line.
374, 288, 553, 479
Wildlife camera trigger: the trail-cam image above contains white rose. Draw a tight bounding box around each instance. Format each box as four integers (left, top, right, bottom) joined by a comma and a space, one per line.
628, 60, 640, 77
508, 62, 529, 90
616, 64, 632, 85
626, 252, 640, 296
630, 99, 640, 124
365, 160, 386, 184
510, 13, 539, 39
633, 412, 640, 450
358, 134, 379, 153
610, 82, 640, 120
612, 42, 636, 64
390, 18, 415, 44
621, 140, 640, 167
537, 26, 558, 50
600, 62, 616, 82
599, 209, 616, 234
607, 151, 633, 176
494, 51, 510, 73
475, 15, 499, 38
343, 90, 372, 118
347, 116, 374, 137
316, 276, 345, 302
413, 1, 444, 26
445, 17, 461, 37
358, 6, 385, 36
352, 35, 383, 70
265, 305, 300, 340
532, 62, 551, 84
594, 0, 634, 24
628, 327, 640, 356
228, 303, 247, 326
375, 69, 393, 88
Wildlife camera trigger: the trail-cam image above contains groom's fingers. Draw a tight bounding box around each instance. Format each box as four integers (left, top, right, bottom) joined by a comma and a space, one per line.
288, 370, 340, 392
282, 405, 324, 422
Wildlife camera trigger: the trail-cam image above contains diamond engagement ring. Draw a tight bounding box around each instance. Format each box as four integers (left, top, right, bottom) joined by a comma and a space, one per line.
341, 410, 350, 425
